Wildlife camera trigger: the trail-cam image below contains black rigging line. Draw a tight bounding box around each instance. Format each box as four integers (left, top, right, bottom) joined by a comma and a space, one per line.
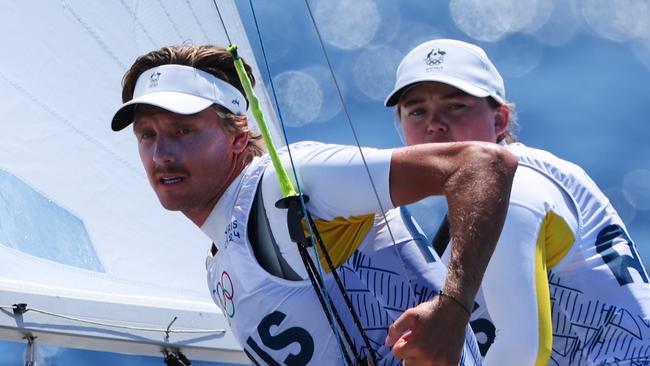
245, 1, 359, 364
302, 0, 417, 308
210, 1, 378, 364
212, 0, 232, 45
212, 0, 358, 363
247, 1, 377, 363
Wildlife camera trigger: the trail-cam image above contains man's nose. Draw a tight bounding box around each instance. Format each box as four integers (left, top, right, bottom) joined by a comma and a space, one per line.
153, 136, 177, 165
427, 112, 448, 133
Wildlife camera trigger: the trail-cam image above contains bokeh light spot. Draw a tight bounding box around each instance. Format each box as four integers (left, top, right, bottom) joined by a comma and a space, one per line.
450, 0, 514, 42
353, 46, 403, 101
623, 169, 650, 210
302, 65, 343, 123
312, 0, 380, 50
581, 0, 650, 42
604, 188, 637, 224
273, 70, 323, 127
511, 0, 553, 34
533, 0, 580, 46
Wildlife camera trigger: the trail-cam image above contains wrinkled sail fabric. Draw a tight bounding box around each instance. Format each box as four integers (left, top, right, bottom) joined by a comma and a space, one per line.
0, 0, 278, 360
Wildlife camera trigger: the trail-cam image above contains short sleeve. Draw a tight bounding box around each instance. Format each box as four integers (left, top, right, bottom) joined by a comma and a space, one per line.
269, 142, 395, 220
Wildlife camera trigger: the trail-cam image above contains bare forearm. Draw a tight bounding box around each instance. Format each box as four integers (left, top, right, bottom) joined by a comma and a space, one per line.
390, 141, 517, 307
386, 142, 517, 364
442, 143, 517, 309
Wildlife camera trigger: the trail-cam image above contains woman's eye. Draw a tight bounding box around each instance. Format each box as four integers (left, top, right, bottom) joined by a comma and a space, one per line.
178, 128, 191, 135
449, 103, 467, 111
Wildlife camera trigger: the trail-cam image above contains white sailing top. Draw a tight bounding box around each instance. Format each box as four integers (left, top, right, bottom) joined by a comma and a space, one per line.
444, 143, 650, 365
203, 141, 482, 366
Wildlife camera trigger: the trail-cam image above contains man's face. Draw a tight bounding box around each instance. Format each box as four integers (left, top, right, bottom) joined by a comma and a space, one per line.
133, 105, 245, 223
398, 82, 508, 145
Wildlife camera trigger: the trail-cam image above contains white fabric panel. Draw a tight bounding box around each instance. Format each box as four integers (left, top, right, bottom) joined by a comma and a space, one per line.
0, 0, 279, 349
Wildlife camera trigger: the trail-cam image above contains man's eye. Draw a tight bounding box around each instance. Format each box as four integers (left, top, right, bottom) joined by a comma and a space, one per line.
139, 131, 154, 140
178, 128, 192, 135
449, 103, 467, 111
408, 108, 425, 116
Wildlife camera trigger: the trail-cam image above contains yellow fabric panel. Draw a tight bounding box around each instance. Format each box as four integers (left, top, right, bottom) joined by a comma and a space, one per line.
303, 214, 375, 273
534, 215, 553, 366
534, 211, 575, 365
544, 211, 576, 269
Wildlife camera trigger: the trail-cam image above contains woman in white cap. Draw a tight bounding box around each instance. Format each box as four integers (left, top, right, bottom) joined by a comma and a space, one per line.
385, 38, 650, 366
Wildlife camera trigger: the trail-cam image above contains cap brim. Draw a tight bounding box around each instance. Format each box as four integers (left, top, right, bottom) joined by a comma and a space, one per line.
111, 91, 214, 131
384, 75, 494, 107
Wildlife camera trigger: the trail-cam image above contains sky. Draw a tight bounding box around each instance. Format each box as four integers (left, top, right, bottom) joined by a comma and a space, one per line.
3, 0, 650, 364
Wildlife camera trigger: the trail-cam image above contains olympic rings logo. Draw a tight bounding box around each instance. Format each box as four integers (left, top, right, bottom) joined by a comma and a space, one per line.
215, 271, 235, 318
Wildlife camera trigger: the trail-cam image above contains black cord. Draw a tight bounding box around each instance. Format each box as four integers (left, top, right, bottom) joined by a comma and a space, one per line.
307, 211, 377, 365
297, 243, 356, 366
163, 350, 192, 366
211, 0, 232, 45
248, 0, 365, 361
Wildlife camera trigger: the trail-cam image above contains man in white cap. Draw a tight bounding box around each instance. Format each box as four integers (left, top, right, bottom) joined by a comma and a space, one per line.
111, 44, 518, 365
384, 38, 650, 365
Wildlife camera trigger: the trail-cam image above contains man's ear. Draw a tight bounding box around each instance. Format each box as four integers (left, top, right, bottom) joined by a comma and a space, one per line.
232, 130, 249, 154
494, 104, 509, 137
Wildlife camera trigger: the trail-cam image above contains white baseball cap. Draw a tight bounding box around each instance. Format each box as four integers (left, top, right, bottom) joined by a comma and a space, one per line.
111, 64, 247, 131
384, 39, 505, 107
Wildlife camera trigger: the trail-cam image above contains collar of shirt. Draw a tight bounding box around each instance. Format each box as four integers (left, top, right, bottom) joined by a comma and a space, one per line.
200, 157, 258, 250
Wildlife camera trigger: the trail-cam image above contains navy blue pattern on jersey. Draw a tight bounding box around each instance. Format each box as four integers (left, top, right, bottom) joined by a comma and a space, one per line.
332, 215, 482, 365
549, 272, 650, 365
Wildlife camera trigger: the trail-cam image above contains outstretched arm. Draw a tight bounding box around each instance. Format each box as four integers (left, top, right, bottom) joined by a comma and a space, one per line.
386, 141, 518, 365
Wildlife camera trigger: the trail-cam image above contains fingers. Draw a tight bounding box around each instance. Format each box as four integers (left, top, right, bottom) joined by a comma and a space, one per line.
388, 300, 464, 366
385, 310, 418, 346
391, 334, 412, 358
393, 338, 436, 365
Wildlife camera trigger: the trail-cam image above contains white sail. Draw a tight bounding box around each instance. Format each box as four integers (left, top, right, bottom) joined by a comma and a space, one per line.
0, 0, 280, 362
